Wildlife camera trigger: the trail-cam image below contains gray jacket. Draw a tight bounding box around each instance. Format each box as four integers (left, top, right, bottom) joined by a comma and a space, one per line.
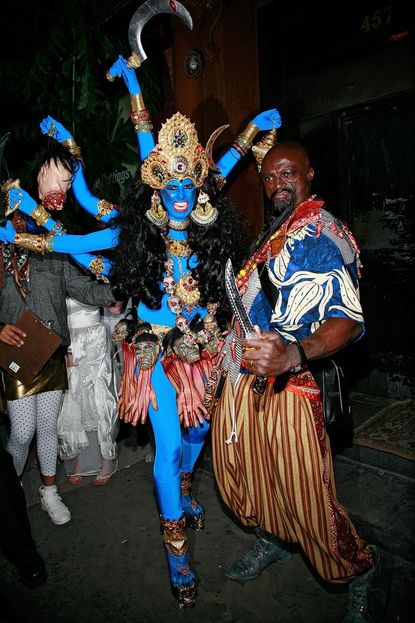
0, 251, 115, 346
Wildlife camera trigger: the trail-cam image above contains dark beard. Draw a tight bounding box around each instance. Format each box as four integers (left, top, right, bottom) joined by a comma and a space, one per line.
247, 194, 295, 258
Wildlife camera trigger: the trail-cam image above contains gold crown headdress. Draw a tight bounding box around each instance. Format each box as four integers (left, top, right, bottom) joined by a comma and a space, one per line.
141, 112, 210, 190
252, 128, 278, 172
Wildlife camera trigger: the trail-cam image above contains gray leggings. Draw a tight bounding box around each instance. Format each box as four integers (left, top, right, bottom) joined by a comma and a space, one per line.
6, 390, 63, 477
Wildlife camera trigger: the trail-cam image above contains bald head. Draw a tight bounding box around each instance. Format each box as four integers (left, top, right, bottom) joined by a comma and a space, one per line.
260, 141, 314, 216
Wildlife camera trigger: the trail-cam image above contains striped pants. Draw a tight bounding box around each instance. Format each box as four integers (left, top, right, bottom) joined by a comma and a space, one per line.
212, 374, 373, 583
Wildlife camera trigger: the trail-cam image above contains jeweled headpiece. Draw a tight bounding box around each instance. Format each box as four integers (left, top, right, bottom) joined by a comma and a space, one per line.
141, 112, 209, 190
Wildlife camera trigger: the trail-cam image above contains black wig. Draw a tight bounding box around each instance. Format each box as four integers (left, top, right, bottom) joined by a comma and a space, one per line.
111, 171, 247, 328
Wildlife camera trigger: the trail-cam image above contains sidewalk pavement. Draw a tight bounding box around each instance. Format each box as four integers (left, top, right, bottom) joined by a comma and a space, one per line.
0, 396, 414, 623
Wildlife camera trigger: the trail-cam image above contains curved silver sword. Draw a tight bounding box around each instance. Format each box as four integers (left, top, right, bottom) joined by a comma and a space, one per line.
128, 0, 193, 68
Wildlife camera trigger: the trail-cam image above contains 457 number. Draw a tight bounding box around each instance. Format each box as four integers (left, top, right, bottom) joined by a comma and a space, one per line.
361, 5, 392, 32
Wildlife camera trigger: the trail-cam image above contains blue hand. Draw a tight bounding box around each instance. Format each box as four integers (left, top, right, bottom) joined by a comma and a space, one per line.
0, 220, 17, 243
8, 188, 37, 217
107, 55, 140, 95
39, 116, 73, 143
252, 108, 282, 131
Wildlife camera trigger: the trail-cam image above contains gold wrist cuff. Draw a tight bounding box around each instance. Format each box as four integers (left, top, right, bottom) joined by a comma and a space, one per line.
14, 233, 46, 255
30, 204, 50, 227
62, 138, 83, 163
130, 93, 145, 112
96, 199, 115, 221
235, 123, 259, 152
45, 235, 54, 253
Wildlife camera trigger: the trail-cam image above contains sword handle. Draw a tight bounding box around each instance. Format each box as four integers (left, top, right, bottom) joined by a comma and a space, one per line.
126, 52, 142, 69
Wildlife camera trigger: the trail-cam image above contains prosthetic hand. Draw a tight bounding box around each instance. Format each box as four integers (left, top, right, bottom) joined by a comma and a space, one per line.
7, 187, 37, 218
107, 55, 141, 94
216, 108, 282, 179
252, 108, 282, 131
107, 55, 155, 162
39, 116, 117, 223
0, 220, 16, 244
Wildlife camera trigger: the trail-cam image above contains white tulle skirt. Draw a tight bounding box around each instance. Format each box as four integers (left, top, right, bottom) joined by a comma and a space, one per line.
57, 299, 119, 477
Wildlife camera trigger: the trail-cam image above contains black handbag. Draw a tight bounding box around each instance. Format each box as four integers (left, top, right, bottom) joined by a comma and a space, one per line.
311, 358, 352, 432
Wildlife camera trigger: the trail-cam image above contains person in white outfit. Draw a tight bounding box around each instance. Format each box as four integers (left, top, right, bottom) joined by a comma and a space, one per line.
58, 297, 120, 485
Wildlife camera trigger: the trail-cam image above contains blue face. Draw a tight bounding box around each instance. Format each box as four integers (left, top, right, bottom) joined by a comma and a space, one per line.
160, 178, 197, 221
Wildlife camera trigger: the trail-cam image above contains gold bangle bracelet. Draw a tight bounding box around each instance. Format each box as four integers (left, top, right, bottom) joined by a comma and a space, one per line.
30, 204, 50, 227
236, 123, 259, 150
130, 93, 146, 112
14, 233, 45, 255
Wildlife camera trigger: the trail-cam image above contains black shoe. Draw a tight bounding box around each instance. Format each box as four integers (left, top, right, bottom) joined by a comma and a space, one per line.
226, 532, 291, 581
16, 553, 47, 588
343, 545, 386, 622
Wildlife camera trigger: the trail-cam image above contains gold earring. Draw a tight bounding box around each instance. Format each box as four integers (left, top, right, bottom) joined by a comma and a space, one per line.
190, 190, 218, 226
145, 191, 168, 229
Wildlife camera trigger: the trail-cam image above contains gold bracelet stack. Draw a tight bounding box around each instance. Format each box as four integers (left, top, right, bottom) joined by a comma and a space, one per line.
96, 199, 115, 221
233, 122, 259, 156
130, 94, 153, 132
30, 204, 50, 227
14, 233, 47, 255
62, 138, 84, 164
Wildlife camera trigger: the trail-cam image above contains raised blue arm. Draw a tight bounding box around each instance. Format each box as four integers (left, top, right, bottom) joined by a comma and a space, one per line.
215, 108, 282, 180
39, 116, 118, 224
107, 56, 155, 162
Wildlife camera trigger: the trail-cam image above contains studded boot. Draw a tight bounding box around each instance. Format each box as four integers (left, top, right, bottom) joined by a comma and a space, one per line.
343, 545, 386, 622
181, 471, 205, 531
160, 515, 197, 608
226, 527, 292, 581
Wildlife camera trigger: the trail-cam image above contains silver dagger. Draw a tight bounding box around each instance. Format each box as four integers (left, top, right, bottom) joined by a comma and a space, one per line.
224, 259, 267, 394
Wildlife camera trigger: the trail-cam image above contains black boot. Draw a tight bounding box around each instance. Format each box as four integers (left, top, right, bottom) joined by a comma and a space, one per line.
343, 545, 386, 622
226, 528, 291, 581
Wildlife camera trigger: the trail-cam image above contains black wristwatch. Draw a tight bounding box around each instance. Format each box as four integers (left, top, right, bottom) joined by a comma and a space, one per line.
290, 340, 308, 373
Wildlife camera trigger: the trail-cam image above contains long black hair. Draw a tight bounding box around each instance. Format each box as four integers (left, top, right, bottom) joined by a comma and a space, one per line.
111, 171, 247, 328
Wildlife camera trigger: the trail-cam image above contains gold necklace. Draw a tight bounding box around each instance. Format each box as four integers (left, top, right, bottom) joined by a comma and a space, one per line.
163, 234, 192, 257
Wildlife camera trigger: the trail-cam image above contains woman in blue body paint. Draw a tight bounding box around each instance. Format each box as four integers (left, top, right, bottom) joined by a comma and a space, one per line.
1, 55, 281, 608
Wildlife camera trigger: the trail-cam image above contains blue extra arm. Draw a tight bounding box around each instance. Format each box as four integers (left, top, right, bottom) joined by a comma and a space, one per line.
215, 108, 282, 180
107, 56, 156, 162
50, 227, 119, 254
39, 116, 118, 224
69, 253, 112, 277
0, 217, 113, 277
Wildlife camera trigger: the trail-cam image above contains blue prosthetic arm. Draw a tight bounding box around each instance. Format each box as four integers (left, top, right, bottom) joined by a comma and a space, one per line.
69, 252, 112, 277
7, 187, 118, 251
215, 108, 282, 180
39, 116, 118, 224
0, 219, 112, 277
107, 56, 155, 162
51, 227, 119, 253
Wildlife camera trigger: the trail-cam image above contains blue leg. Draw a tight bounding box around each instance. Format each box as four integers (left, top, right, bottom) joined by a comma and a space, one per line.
180, 420, 210, 530
148, 360, 197, 607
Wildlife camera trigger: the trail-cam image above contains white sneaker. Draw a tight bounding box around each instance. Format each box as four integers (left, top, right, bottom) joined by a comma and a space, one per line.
39, 485, 71, 525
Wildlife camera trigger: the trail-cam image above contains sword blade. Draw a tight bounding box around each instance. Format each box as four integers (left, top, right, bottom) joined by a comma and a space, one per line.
224, 258, 255, 337
129, 0, 193, 64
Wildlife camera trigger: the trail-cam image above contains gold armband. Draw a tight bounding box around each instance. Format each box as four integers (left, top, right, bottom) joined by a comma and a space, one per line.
14, 233, 46, 255
89, 256, 105, 275
62, 138, 84, 164
134, 121, 153, 133
96, 199, 115, 221
130, 93, 146, 112
30, 204, 50, 227
233, 122, 259, 155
